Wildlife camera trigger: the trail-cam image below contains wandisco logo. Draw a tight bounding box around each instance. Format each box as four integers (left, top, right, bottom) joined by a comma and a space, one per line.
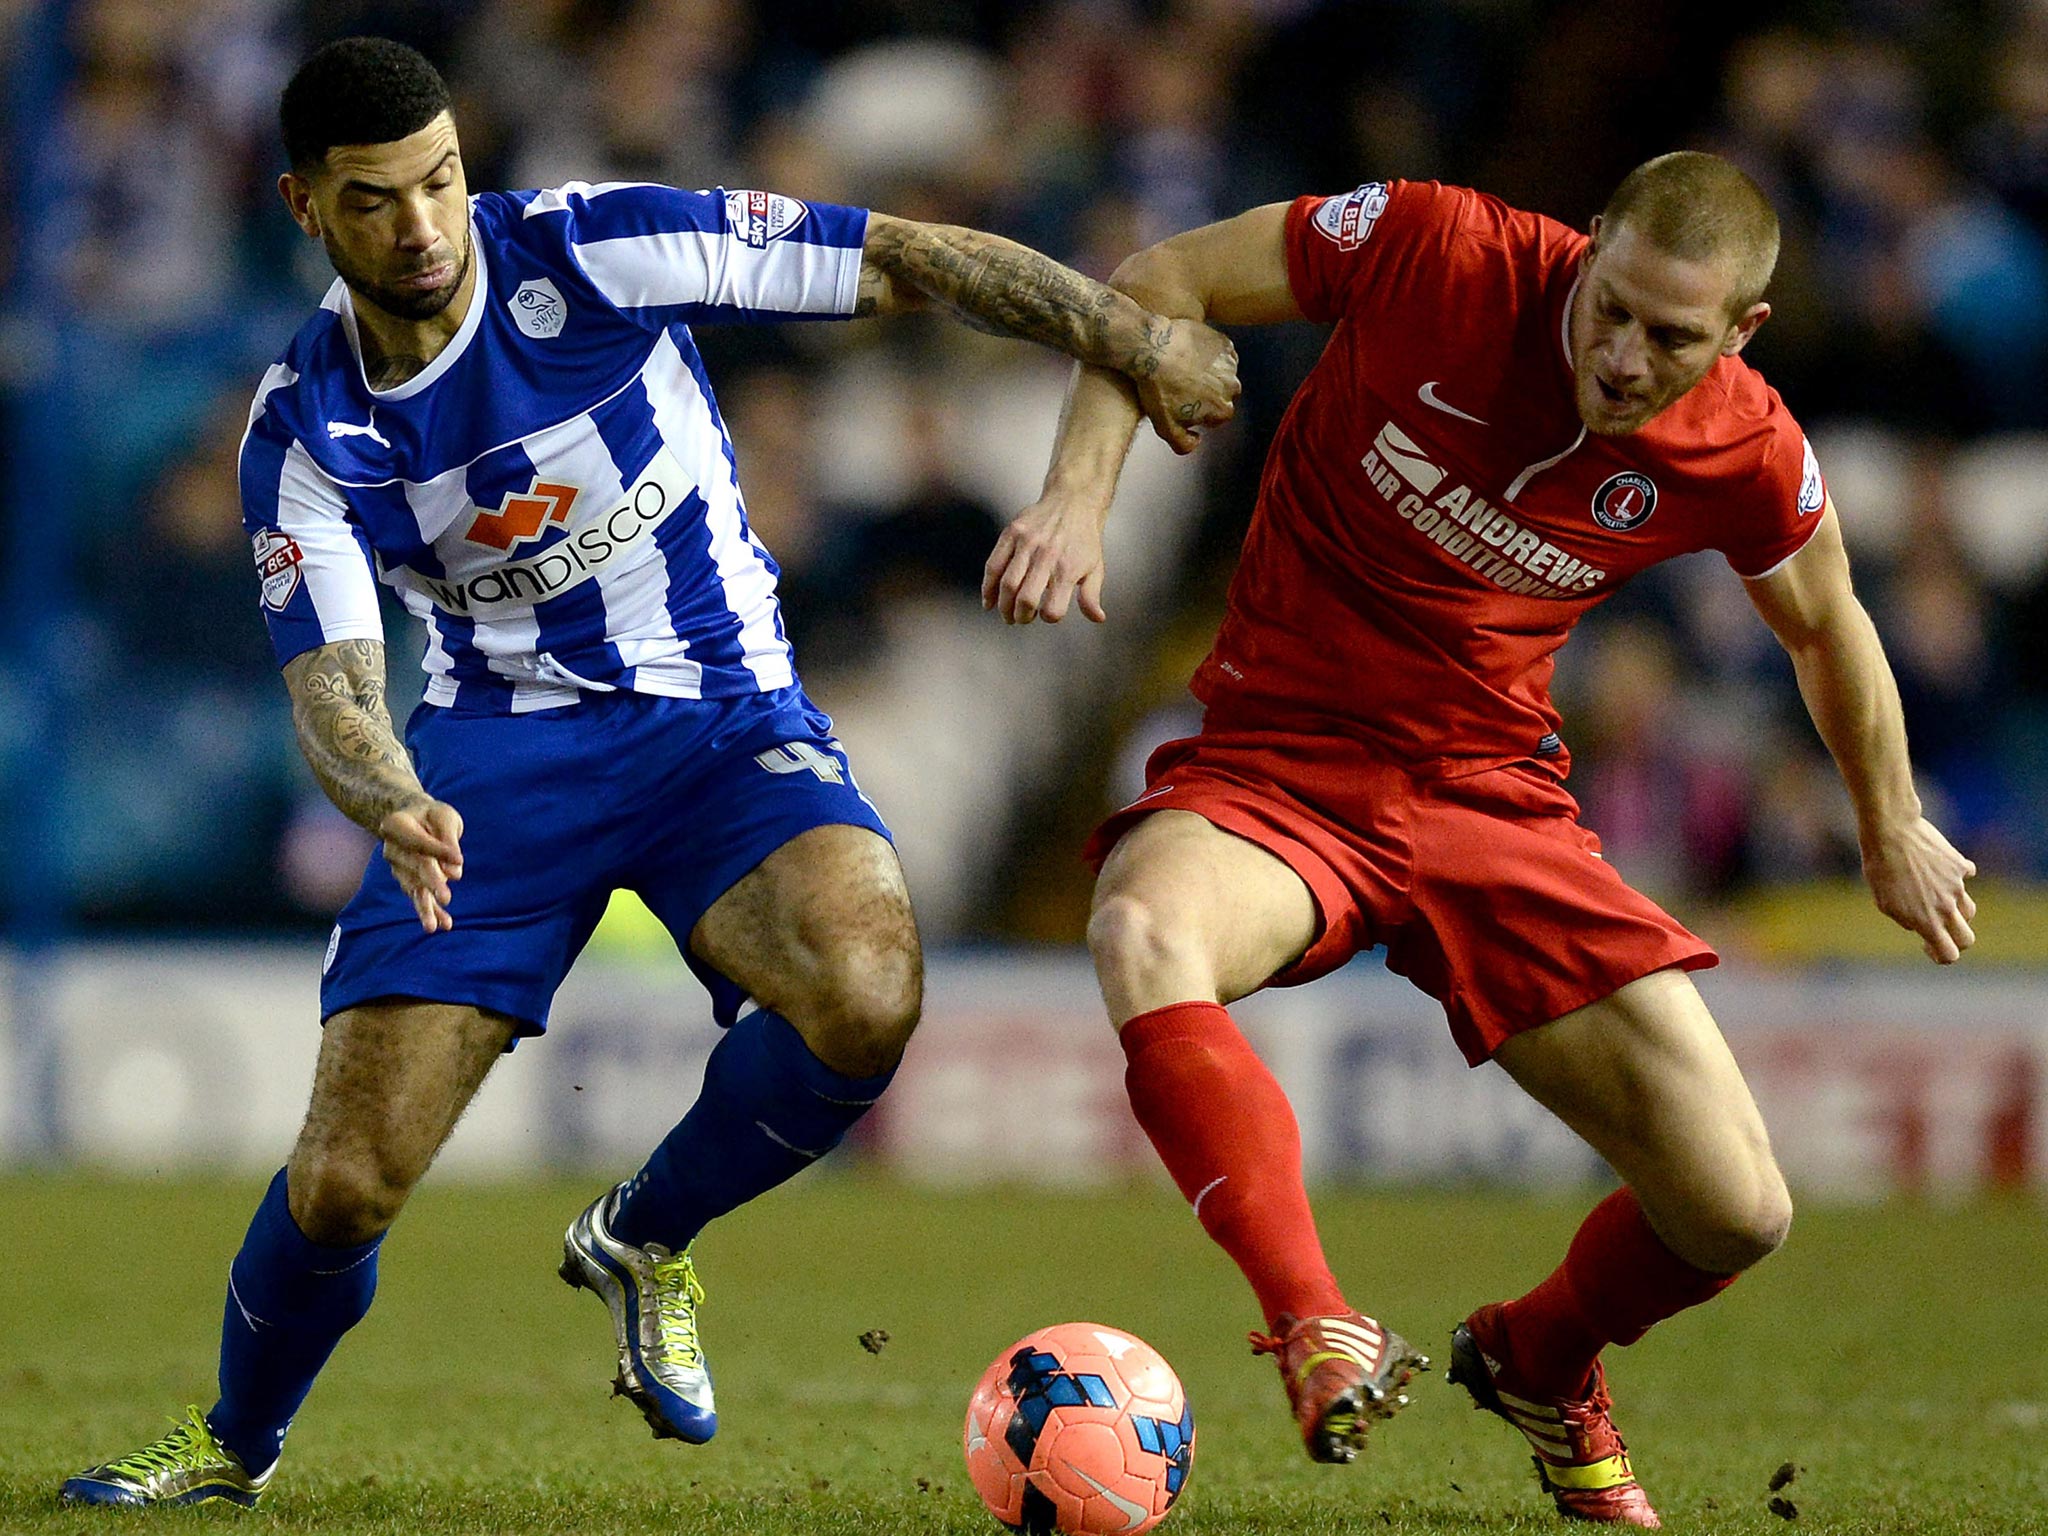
1590, 471, 1658, 531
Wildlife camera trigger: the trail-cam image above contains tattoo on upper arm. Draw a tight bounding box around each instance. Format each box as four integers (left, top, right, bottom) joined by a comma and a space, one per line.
285, 639, 424, 829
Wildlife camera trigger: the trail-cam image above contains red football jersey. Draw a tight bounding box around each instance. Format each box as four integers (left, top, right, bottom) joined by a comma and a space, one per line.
1194, 179, 1825, 777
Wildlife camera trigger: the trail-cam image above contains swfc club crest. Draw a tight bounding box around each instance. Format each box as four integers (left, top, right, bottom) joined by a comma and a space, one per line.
509, 278, 567, 339
1591, 471, 1658, 531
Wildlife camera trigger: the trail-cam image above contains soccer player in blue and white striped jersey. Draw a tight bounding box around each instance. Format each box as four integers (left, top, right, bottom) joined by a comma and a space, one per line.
62, 36, 1240, 1509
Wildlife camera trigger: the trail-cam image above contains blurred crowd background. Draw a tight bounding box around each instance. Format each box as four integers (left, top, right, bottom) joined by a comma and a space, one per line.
3, 0, 2046, 950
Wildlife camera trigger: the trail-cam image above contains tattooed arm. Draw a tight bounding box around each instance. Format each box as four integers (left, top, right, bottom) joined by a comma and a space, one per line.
283, 639, 464, 932
855, 212, 1240, 454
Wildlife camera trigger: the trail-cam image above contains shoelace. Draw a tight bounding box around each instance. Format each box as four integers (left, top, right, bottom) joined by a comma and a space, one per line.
105, 1408, 225, 1481
648, 1250, 705, 1369
1248, 1330, 1284, 1357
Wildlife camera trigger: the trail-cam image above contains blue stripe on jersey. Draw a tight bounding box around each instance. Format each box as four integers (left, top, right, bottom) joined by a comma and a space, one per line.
648, 485, 745, 675
521, 182, 865, 253
675, 331, 783, 588
356, 481, 505, 709
347, 481, 446, 579
425, 610, 517, 712
522, 183, 725, 242
469, 439, 633, 687
666, 335, 770, 677
587, 373, 663, 486
796, 201, 867, 251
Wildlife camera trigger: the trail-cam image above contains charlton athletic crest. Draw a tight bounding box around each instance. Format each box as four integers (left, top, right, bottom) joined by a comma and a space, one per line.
1591, 471, 1658, 531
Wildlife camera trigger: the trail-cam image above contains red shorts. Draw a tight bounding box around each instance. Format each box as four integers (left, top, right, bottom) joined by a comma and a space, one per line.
1084, 724, 1716, 1066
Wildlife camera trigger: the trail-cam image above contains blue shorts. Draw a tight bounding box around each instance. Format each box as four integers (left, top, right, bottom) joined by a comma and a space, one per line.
320, 685, 891, 1041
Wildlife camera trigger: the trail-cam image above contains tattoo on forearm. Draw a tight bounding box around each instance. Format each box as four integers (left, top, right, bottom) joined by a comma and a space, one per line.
284, 639, 425, 831
863, 221, 1157, 363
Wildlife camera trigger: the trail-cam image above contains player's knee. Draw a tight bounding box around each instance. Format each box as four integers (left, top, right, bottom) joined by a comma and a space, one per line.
289, 1150, 418, 1246
1087, 891, 1209, 997
1683, 1173, 1793, 1274
796, 941, 923, 1078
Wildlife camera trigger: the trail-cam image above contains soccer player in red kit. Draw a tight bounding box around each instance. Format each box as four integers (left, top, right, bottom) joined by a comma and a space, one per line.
982, 153, 1978, 1527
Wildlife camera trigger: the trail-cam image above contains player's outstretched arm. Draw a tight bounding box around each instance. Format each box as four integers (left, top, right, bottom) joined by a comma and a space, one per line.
855, 212, 1240, 452
283, 638, 464, 933
1743, 502, 1977, 962
986, 203, 1302, 624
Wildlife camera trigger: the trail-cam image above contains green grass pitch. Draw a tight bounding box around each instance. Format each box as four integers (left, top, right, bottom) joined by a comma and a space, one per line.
1, 1173, 2043, 1533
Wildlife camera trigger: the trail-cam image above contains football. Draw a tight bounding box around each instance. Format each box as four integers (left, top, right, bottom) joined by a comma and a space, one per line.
962, 1322, 1194, 1534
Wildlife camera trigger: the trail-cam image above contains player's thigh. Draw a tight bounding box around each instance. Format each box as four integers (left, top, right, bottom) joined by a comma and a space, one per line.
1089, 809, 1320, 1022
289, 1000, 518, 1238
1493, 967, 1791, 1270
689, 823, 922, 1065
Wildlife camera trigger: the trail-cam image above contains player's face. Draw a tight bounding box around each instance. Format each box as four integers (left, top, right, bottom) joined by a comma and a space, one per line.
282, 113, 473, 323
1569, 219, 1768, 436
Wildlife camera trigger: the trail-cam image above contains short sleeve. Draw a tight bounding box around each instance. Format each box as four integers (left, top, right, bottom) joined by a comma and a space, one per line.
521, 181, 870, 327
1284, 179, 1471, 324
1719, 408, 1828, 580
240, 407, 383, 667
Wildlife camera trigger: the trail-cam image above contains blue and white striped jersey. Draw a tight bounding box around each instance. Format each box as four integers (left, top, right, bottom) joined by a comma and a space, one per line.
240, 183, 869, 713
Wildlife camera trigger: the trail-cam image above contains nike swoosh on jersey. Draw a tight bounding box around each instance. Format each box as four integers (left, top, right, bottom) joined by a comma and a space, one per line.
1418, 381, 1489, 426
1068, 1463, 1151, 1531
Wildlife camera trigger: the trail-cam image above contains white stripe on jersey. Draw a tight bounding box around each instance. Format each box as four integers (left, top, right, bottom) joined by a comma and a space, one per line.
275, 440, 383, 644
576, 228, 860, 317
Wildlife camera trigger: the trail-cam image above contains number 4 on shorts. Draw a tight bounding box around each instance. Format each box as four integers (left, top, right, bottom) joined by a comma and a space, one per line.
754, 742, 845, 784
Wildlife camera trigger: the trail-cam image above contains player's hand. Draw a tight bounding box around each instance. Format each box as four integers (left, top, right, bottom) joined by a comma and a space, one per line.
1132, 319, 1240, 455
1861, 816, 1976, 963
983, 493, 1109, 624
380, 797, 465, 933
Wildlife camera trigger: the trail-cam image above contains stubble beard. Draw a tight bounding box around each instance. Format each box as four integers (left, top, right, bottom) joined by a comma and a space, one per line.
328, 225, 474, 323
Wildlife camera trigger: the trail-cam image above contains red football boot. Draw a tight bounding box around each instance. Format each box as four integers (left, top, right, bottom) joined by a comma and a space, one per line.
1447, 1304, 1661, 1528
1249, 1310, 1428, 1464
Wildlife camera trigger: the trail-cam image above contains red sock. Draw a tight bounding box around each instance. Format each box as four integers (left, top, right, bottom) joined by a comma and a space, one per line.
1500, 1187, 1737, 1397
1120, 1001, 1346, 1329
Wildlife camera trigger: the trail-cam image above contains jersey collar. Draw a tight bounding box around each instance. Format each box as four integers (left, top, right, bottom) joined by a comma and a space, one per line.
334, 208, 489, 402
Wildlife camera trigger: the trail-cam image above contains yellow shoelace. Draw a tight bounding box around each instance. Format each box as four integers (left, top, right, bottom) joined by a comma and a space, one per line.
105, 1407, 225, 1480
649, 1250, 706, 1369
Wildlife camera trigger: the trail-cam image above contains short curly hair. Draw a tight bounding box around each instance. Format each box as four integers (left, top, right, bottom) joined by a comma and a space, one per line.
280, 37, 452, 171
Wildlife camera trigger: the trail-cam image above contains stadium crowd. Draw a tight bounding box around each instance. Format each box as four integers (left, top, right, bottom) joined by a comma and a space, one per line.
5, 0, 2047, 938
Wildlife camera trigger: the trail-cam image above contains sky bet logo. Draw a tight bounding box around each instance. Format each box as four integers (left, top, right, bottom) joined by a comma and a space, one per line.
726, 189, 805, 248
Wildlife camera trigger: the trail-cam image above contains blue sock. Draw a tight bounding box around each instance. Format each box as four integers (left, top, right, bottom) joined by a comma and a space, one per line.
208, 1168, 381, 1475
611, 1011, 895, 1251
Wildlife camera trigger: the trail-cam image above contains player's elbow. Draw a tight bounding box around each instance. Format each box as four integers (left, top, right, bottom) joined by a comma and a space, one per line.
1109, 245, 1202, 320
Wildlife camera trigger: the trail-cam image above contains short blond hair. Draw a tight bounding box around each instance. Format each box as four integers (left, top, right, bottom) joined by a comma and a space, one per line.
1600, 151, 1780, 316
